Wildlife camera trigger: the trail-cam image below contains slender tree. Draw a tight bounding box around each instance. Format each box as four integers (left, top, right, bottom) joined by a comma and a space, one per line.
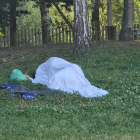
119, 0, 134, 41
73, 0, 92, 54
91, 0, 100, 41
10, 0, 17, 47
40, 0, 50, 44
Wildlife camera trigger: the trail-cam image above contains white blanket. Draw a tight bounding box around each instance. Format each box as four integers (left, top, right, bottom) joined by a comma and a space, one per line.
30, 57, 108, 98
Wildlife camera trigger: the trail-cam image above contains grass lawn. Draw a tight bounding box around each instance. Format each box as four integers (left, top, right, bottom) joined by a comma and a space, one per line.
0, 41, 140, 140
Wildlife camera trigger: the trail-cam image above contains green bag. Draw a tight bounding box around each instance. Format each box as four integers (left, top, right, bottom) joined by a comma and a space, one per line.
10, 69, 26, 81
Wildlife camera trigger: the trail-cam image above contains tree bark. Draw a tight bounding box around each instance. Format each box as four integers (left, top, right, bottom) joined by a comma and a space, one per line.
73, 0, 92, 54
119, 0, 134, 41
10, 0, 17, 47
40, 1, 49, 44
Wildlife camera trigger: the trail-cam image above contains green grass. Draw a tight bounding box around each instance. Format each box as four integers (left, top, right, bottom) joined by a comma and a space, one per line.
0, 42, 140, 140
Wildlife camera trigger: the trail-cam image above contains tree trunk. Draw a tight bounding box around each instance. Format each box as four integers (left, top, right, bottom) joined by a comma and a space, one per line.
40, 1, 49, 44
91, 0, 99, 23
91, 0, 100, 41
10, 0, 17, 47
73, 0, 92, 54
119, 0, 134, 41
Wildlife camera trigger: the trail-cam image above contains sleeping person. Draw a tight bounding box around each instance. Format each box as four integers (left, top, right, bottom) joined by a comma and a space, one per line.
29, 57, 108, 98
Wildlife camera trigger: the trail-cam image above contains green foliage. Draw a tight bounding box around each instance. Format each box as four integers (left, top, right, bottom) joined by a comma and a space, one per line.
90, 0, 140, 26
16, 1, 74, 29
49, 2, 74, 28
1, 0, 140, 32
111, 0, 140, 25
0, 0, 30, 34
96, 0, 124, 26
1, 42, 140, 139
16, 1, 41, 29
134, 0, 140, 24
0, 0, 10, 33
111, 0, 124, 25
0, 29, 4, 36
16, 0, 140, 30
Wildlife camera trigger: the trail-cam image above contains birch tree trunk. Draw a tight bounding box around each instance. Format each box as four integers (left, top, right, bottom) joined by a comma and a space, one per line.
119, 0, 134, 41
73, 0, 92, 54
40, 1, 49, 44
10, 0, 17, 47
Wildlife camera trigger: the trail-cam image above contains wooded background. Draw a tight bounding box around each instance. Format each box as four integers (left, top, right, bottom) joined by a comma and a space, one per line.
1, 24, 139, 48
0, 0, 140, 48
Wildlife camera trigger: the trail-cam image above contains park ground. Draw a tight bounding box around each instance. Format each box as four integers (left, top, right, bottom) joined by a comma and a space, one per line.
0, 41, 140, 140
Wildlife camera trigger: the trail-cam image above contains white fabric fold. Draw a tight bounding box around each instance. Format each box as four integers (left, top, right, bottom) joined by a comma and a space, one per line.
30, 57, 108, 98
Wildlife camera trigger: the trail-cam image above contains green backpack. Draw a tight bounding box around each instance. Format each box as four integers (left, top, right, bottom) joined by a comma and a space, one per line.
10, 69, 26, 81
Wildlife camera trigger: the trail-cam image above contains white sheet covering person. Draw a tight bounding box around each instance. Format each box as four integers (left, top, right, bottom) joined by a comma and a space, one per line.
29, 57, 108, 98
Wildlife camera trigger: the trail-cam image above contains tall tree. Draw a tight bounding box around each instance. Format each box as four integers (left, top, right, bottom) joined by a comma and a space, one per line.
73, 0, 92, 54
0, 0, 29, 47
119, 0, 134, 41
91, 0, 100, 41
31, 0, 51, 44
91, 0, 99, 24
40, 1, 50, 44
10, 0, 17, 47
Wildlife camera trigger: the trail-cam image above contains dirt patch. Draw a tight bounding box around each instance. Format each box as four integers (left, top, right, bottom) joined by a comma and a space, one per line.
0, 41, 140, 64
0, 44, 73, 64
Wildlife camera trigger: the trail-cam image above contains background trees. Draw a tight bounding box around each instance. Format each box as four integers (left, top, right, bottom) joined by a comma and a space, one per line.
0, 0, 29, 47
1, 0, 140, 48
0, 0, 10, 34
2, 0, 140, 31
16, 1, 41, 30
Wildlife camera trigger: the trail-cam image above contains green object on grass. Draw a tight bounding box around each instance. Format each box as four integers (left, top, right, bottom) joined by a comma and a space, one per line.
10, 69, 26, 81
134, 29, 139, 40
